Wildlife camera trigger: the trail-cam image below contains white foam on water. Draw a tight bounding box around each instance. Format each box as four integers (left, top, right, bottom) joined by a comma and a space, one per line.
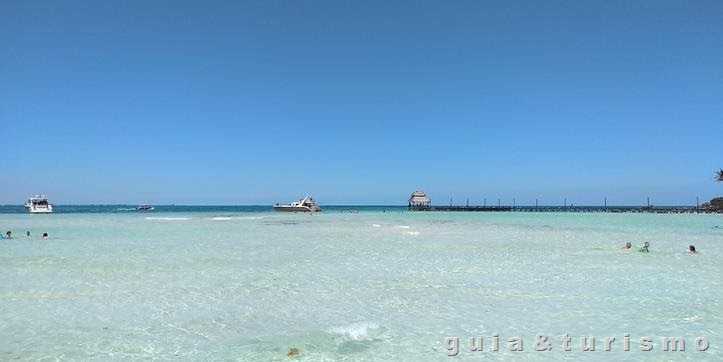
372, 224, 381, 227
328, 322, 380, 341
145, 217, 191, 221
404, 231, 420, 235
395, 225, 411, 229
208, 216, 267, 221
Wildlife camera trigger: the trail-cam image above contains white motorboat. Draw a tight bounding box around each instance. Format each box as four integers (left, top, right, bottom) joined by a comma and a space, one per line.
136, 204, 155, 211
25, 194, 53, 213
273, 195, 322, 212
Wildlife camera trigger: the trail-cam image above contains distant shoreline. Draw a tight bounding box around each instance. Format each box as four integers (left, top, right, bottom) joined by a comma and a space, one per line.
1, 204, 720, 215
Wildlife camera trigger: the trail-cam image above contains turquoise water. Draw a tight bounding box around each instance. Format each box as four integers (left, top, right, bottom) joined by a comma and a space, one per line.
1, 210, 721, 360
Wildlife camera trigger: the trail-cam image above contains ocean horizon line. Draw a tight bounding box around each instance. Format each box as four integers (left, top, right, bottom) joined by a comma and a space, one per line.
0, 203, 708, 209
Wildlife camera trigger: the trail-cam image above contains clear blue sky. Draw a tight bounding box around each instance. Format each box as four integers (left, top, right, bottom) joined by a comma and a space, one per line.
2, 0, 722, 205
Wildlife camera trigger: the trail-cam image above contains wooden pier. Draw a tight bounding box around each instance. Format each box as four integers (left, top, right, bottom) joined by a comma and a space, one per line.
405, 191, 722, 214
409, 205, 512, 212
409, 205, 722, 214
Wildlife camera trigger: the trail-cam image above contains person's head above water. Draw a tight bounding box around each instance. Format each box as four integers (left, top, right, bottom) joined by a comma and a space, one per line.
625, 242, 632, 249
689, 245, 697, 253
42, 232, 48, 238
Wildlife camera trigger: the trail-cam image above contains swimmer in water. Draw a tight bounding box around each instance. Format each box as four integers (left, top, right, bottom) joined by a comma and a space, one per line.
639, 241, 650, 252
688, 245, 697, 254
621, 241, 632, 250
5, 231, 11, 239
26, 231, 30, 237
42, 232, 48, 239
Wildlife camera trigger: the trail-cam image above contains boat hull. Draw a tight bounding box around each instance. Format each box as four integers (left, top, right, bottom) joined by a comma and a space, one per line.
25, 205, 53, 213
273, 206, 321, 212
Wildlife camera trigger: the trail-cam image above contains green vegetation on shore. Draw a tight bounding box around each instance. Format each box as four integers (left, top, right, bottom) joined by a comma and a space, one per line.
702, 169, 723, 211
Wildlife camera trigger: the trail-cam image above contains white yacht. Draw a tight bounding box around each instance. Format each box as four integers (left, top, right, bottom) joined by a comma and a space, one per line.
273, 195, 322, 212
25, 194, 53, 213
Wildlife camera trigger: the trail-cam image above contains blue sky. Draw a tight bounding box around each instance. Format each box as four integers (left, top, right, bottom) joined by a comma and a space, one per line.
2, 0, 722, 205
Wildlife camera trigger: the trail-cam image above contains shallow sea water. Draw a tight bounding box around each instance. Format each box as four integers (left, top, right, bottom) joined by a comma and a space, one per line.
1, 210, 721, 361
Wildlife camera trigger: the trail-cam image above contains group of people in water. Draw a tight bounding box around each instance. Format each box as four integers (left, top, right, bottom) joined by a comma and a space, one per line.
620, 241, 698, 254
2, 230, 48, 239
621, 241, 650, 252
2, 225, 713, 254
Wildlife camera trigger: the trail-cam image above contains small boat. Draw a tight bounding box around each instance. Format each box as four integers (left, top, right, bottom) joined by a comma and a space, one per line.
136, 204, 155, 211
25, 194, 53, 214
273, 195, 322, 212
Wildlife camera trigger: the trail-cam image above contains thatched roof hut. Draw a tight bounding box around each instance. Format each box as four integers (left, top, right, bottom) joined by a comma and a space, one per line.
408, 190, 431, 206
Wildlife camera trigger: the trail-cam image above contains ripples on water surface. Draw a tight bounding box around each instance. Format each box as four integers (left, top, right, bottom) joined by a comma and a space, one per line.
1, 211, 721, 360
